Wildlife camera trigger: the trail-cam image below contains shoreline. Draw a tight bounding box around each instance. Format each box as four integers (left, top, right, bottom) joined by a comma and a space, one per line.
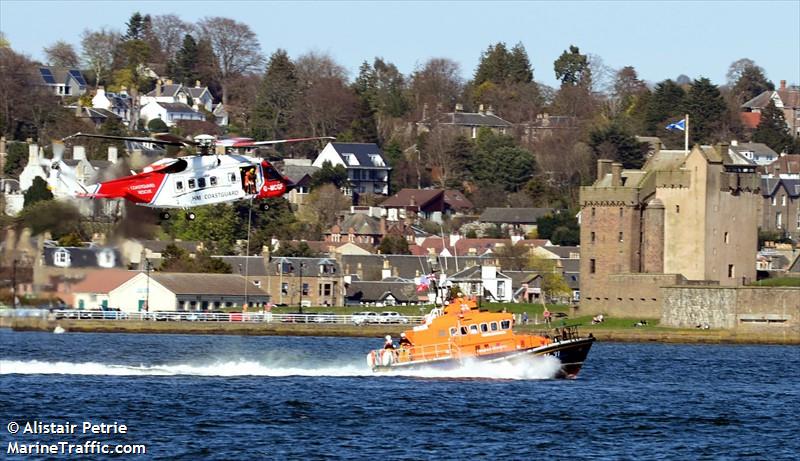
3, 318, 799, 345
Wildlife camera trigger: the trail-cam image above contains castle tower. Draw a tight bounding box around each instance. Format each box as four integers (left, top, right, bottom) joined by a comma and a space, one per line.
642, 198, 665, 273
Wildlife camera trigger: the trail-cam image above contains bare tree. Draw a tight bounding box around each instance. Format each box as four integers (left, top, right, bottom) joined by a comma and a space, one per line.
420, 125, 459, 189
725, 58, 757, 86
410, 58, 463, 119
43, 41, 79, 68
298, 184, 351, 229
151, 14, 194, 62
80, 28, 120, 87
294, 52, 357, 138
198, 17, 264, 104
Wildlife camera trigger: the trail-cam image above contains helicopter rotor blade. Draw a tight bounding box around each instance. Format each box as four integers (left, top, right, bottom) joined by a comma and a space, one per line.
231, 136, 336, 147
62, 132, 189, 147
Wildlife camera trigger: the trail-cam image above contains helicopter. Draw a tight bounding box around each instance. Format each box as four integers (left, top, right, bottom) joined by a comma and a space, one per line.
47, 132, 334, 220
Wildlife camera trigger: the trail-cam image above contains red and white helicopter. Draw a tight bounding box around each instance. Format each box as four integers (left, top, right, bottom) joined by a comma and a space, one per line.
48, 132, 333, 220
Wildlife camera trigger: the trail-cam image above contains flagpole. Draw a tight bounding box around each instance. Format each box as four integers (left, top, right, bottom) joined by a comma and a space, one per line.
684, 113, 689, 155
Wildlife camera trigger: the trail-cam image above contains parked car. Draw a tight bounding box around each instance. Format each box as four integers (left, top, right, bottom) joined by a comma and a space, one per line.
352, 311, 378, 325
377, 311, 409, 324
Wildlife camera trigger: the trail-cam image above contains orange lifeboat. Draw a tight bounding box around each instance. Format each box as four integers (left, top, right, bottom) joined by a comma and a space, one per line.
367, 296, 595, 378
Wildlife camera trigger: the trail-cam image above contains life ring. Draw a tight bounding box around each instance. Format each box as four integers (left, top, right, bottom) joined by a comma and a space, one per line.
380, 349, 394, 367
366, 351, 376, 368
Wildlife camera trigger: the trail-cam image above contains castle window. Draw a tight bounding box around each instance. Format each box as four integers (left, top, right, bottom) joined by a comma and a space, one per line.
728, 264, 735, 278
590, 259, 596, 274
676, 205, 680, 213
724, 232, 729, 244
591, 207, 596, 217
591, 232, 596, 243
618, 232, 623, 242
619, 207, 623, 217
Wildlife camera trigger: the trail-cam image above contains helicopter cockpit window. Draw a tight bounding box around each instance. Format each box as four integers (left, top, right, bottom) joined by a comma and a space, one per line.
210, 176, 217, 186
198, 178, 206, 188
188, 179, 196, 189
176, 180, 184, 191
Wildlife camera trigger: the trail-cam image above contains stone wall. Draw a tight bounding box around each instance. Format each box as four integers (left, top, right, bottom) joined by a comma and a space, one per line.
662, 286, 800, 332
580, 273, 685, 318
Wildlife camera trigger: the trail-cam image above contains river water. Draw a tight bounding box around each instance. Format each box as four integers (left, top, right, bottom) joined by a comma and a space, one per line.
1, 329, 798, 460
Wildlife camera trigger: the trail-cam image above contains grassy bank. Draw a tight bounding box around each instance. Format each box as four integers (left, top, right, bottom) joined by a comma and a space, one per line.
5, 317, 798, 345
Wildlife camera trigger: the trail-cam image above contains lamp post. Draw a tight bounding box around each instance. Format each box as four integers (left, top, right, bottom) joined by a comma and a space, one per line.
298, 262, 305, 314
145, 258, 151, 313
11, 258, 17, 309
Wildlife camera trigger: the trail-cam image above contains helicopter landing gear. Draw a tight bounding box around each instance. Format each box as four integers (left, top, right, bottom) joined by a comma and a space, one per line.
186, 212, 197, 221
259, 203, 270, 211
160, 211, 171, 220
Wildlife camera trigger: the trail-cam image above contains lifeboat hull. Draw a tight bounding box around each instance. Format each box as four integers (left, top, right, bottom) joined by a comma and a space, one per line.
372, 336, 595, 379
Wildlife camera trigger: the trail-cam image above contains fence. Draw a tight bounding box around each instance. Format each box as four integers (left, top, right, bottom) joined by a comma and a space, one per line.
39, 309, 425, 325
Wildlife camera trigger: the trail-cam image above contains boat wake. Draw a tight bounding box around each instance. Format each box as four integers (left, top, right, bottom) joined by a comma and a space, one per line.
0, 355, 561, 380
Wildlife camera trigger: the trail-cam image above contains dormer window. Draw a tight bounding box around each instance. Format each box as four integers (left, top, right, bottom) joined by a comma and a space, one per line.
97, 249, 115, 268
54, 249, 71, 267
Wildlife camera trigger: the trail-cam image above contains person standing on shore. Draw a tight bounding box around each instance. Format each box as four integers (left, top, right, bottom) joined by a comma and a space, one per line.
543, 307, 552, 325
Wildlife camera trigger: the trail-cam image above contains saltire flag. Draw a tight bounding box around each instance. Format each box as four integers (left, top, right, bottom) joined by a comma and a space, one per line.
666, 119, 686, 131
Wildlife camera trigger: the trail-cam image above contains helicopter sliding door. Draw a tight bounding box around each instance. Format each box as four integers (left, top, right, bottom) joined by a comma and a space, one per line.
240, 165, 258, 194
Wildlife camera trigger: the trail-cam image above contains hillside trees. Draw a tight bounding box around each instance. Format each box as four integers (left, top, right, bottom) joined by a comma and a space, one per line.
80, 28, 120, 87
197, 17, 264, 104
684, 77, 726, 144
251, 49, 299, 142
43, 41, 79, 68
589, 123, 649, 168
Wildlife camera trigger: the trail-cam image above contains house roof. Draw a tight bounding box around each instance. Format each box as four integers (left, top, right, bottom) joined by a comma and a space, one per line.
427, 111, 513, 128
146, 84, 183, 97
43, 246, 122, 268
185, 86, 210, 99
329, 142, 389, 168
381, 189, 443, 209
480, 207, 555, 224
140, 240, 202, 254
330, 214, 382, 236
730, 142, 778, 159
152, 273, 269, 296
266, 256, 340, 275
36, 66, 87, 88
504, 270, 541, 289
741, 91, 775, 109
443, 190, 473, 210
158, 102, 201, 114
760, 178, 800, 197
345, 280, 419, 302
213, 256, 268, 276
70, 269, 138, 294
282, 164, 319, 184
762, 154, 800, 176
541, 246, 580, 259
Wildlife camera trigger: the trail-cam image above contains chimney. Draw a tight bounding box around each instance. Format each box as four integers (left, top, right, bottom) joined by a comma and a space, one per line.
731, 139, 738, 147
455, 103, 463, 112
107, 146, 118, 164
422, 103, 428, 121
382, 259, 391, 280
166, 79, 173, 85
195, 80, 201, 88
478, 104, 485, 115
597, 159, 613, 181
449, 232, 461, 247
74, 103, 82, 117
780, 80, 786, 91
774, 164, 780, 177
486, 106, 494, 116
510, 231, 523, 244
611, 162, 623, 187
119, 86, 128, 97
73, 146, 86, 161
379, 216, 387, 235
28, 144, 40, 165
717, 143, 729, 159
156, 79, 162, 97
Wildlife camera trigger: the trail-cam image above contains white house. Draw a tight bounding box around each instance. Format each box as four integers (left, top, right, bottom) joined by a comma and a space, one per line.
312, 142, 391, 195
69, 269, 138, 310
140, 101, 205, 127
92, 87, 131, 125
185, 81, 214, 112
449, 265, 513, 302
109, 272, 270, 313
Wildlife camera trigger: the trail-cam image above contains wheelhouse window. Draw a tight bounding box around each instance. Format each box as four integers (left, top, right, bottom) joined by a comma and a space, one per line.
480, 323, 488, 333
490, 322, 498, 331
500, 320, 511, 330
469, 325, 479, 334
460, 326, 468, 335
449, 327, 457, 336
